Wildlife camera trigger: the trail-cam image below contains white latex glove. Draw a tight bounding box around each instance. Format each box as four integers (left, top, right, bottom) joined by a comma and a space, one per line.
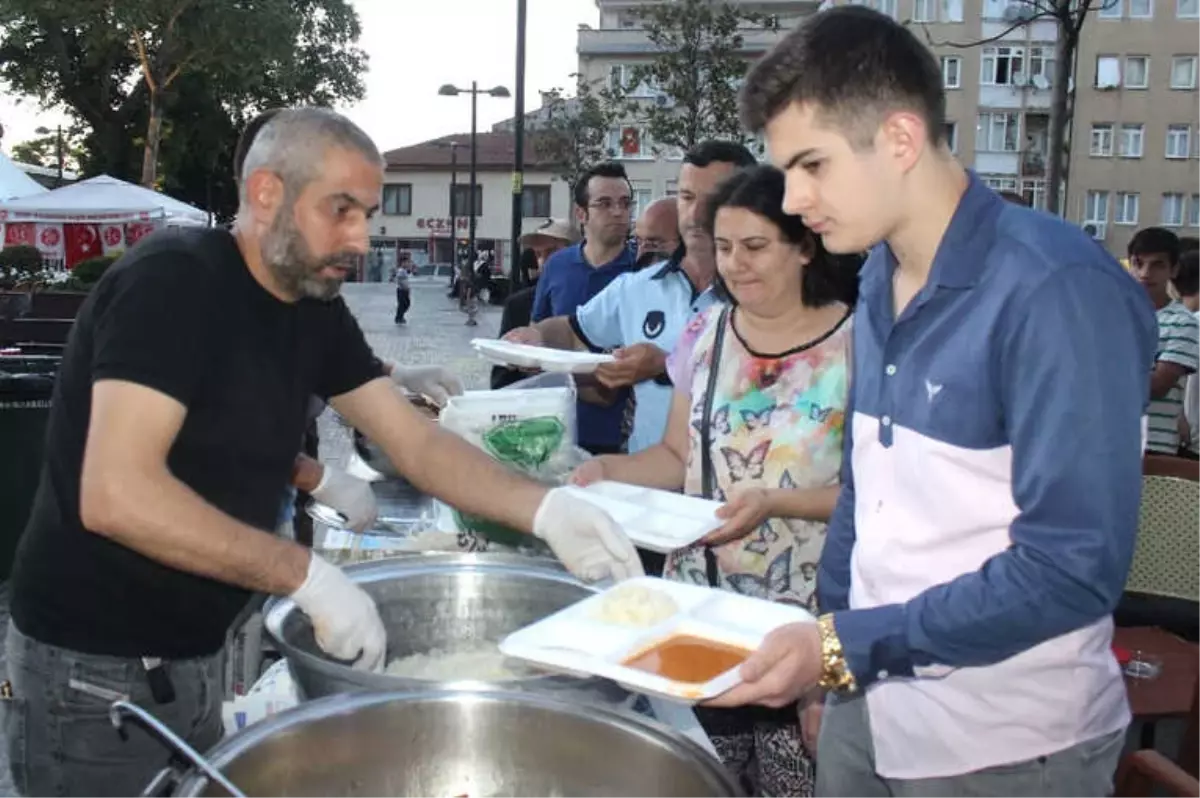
290, 554, 387, 672
310, 466, 378, 532
387, 362, 464, 406
532, 487, 644, 583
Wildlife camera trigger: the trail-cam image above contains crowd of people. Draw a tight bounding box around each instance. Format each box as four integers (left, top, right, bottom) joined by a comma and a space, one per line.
1, 5, 1194, 798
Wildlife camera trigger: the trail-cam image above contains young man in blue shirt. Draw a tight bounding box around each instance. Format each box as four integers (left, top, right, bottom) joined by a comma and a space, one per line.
707, 7, 1157, 796
531, 162, 637, 454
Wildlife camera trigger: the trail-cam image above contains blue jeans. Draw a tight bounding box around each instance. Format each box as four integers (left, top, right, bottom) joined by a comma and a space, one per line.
2, 621, 223, 797
816, 692, 1125, 797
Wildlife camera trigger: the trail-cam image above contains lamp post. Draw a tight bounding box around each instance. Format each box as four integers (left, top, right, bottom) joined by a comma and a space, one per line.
433, 140, 462, 266
438, 82, 510, 280
511, 0, 528, 288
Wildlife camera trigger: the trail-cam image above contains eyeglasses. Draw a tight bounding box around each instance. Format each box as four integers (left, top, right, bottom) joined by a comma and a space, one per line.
588, 197, 634, 213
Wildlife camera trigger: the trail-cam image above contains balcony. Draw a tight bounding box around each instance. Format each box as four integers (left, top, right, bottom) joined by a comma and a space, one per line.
1021, 148, 1046, 176
578, 25, 789, 56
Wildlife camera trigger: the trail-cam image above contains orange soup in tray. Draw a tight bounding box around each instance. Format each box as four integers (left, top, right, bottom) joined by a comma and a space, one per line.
622, 634, 752, 685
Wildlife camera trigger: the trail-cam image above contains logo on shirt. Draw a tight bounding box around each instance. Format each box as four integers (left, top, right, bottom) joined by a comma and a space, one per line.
925, 379, 944, 403
642, 309, 666, 339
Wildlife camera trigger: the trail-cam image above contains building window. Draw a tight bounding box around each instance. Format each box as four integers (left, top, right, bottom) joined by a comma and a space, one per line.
1021, 178, 1047, 210
1095, 55, 1121, 88
1179, 0, 1199, 18
981, 46, 1025, 86
1090, 123, 1114, 156
942, 56, 962, 89
450, 184, 483, 217
1119, 124, 1145, 157
940, 0, 964, 21
1115, 192, 1140, 225
1129, 0, 1153, 16
913, 0, 937, 21
1190, 195, 1200, 227
944, 122, 959, 153
522, 185, 552, 218
1167, 125, 1192, 159
382, 184, 412, 216
876, 0, 898, 17
607, 126, 648, 158
1124, 56, 1149, 88
977, 112, 1021, 151
1162, 193, 1186, 226
1084, 190, 1110, 225
1171, 56, 1198, 89
1027, 46, 1056, 83
982, 176, 1019, 193
1099, 0, 1123, 17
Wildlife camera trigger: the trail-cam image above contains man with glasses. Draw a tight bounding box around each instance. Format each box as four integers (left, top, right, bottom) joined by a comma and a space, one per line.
633, 197, 680, 268
530, 162, 637, 455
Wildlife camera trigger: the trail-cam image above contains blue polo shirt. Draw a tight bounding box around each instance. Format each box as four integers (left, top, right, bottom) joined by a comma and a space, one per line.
816, 172, 1156, 778
532, 241, 636, 450
569, 251, 721, 453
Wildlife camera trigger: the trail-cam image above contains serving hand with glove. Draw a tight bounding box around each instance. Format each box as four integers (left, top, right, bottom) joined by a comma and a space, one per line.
292, 454, 378, 533
289, 552, 388, 671
383, 359, 464, 406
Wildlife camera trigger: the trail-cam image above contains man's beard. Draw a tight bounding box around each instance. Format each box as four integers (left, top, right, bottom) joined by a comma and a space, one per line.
261, 210, 357, 300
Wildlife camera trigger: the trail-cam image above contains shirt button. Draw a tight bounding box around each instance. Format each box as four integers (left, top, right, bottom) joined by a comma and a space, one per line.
881, 415, 892, 427
885, 364, 897, 376
877, 669, 889, 680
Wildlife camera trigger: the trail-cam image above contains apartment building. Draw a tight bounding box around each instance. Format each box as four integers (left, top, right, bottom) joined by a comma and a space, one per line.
371, 132, 572, 276
581, 0, 1199, 253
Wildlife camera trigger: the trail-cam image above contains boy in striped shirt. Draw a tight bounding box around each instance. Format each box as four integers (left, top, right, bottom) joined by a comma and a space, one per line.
1129, 227, 1199, 455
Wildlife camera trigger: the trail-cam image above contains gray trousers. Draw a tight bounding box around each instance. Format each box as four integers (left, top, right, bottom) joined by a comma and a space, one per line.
816, 692, 1125, 797
2, 621, 223, 797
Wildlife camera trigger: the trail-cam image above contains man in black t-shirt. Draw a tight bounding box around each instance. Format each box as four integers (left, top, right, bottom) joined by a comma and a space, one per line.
4, 107, 642, 796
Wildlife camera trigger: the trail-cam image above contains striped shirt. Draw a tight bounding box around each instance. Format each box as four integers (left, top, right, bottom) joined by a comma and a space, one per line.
1147, 301, 1199, 454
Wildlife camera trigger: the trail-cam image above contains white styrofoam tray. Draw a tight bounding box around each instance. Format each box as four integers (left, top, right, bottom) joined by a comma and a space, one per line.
566, 482, 723, 554
499, 577, 815, 703
472, 338, 615, 374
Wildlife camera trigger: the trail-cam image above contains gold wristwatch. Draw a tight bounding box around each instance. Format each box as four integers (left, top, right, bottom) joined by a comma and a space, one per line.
817, 613, 858, 693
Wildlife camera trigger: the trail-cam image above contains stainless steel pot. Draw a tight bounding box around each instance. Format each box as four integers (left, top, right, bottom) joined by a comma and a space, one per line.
263, 553, 630, 708
154, 690, 742, 797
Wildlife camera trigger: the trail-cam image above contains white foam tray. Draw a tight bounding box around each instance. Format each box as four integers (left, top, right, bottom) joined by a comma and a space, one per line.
500, 577, 814, 704
472, 338, 615, 374
566, 482, 723, 554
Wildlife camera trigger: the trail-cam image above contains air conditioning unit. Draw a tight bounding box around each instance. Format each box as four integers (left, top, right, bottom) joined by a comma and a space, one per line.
1011, 72, 1029, 87
1083, 222, 1107, 240
1031, 74, 1051, 91
1003, 3, 1036, 20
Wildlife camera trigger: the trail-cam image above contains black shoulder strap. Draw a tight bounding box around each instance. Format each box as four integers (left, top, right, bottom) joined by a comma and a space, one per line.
699, 306, 730, 587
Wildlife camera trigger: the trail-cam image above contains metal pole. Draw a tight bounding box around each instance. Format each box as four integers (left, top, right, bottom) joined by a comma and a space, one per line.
449, 143, 458, 266
55, 125, 63, 187
468, 81, 479, 273
510, 0, 528, 288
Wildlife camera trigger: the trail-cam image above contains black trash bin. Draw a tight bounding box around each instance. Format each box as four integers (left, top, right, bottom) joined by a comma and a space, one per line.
0, 355, 59, 581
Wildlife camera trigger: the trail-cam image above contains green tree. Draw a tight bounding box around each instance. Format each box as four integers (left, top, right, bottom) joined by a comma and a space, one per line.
9, 125, 85, 174
532, 73, 628, 188
0, 0, 367, 187
913, 0, 1117, 215
625, 0, 777, 151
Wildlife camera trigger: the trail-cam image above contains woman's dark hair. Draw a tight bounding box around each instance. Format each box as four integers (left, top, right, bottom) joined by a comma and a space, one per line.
518, 247, 540, 283
701, 164, 859, 308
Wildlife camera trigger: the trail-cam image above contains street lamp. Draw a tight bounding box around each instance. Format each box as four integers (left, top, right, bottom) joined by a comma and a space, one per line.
35, 125, 64, 187
432, 140, 463, 266
438, 82, 510, 278
512, 0, 529, 289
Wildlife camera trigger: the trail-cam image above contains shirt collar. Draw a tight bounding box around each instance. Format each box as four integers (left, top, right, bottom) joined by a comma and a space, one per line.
650, 243, 688, 280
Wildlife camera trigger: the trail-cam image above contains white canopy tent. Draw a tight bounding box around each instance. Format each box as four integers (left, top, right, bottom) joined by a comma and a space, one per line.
0, 174, 208, 226
0, 152, 48, 201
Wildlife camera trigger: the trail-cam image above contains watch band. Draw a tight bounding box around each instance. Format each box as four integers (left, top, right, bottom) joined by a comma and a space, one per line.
817, 613, 858, 694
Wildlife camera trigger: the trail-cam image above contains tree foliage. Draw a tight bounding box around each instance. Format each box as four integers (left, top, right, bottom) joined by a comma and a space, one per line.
912, 0, 1117, 215
0, 0, 367, 192
624, 0, 777, 151
531, 73, 628, 188
9, 124, 85, 174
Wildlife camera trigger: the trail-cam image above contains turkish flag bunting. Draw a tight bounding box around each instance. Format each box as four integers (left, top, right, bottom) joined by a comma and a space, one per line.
99, 224, 125, 255
3, 222, 35, 248
64, 223, 101, 268
35, 224, 64, 258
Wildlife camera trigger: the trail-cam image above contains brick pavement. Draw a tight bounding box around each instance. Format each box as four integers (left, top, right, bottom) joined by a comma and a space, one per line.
316, 278, 503, 468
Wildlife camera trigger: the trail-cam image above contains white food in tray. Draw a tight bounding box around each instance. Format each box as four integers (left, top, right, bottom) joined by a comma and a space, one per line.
500, 577, 815, 703
564, 482, 724, 554
471, 338, 615, 374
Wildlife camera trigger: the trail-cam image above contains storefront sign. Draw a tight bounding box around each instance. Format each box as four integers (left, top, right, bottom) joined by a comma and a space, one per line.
416, 217, 469, 233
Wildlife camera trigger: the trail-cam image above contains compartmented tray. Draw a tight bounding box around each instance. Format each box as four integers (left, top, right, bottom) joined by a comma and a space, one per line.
566, 482, 723, 554
500, 577, 815, 703
472, 338, 615, 374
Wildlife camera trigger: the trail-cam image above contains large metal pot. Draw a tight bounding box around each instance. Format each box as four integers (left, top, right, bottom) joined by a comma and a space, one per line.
263, 553, 630, 708
153, 690, 742, 797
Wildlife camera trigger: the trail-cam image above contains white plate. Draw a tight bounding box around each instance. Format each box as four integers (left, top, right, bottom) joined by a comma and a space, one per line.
565, 482, 723, 554
472, 338, 615, 374
499, 577, 815, 704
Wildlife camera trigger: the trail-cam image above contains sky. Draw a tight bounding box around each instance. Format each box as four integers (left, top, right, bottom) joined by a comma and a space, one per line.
0, 0, 599, 156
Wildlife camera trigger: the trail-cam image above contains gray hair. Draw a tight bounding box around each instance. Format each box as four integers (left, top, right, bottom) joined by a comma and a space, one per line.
238, 107, 382, 203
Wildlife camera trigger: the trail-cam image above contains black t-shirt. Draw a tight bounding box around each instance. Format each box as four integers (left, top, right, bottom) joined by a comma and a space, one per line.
10, 227, 383, 658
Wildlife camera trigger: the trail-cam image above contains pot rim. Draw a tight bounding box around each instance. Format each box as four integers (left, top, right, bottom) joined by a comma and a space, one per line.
263, 553, 612, 693
175, 688, 744, 797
